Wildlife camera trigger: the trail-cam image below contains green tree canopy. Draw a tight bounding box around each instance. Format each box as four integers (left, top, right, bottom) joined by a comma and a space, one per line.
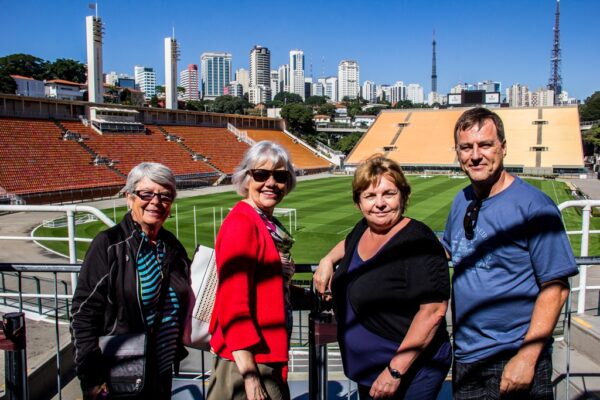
317, 103, 336, 117
185, 99, 213, 112
580, 92, 600, 121
281, 103, 315, 135
305, 95, 328, 106
211, 95, 250, 114
272, 91, 304, 107
337, 132, 363, 154
0, 53, 49, 94
46, 58, 86, 83
583, 125, 600, 150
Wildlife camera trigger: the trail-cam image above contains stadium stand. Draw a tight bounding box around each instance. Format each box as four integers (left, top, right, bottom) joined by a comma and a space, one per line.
346, 106, 584, 175
59, 121, 219, 177
0, 117, 124, 203
245, 129, 332, 172
157, 125, 250, 174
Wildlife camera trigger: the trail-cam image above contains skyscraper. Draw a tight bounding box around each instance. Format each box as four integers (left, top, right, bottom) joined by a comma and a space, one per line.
201, 52, 232, 100
180, 64, 199, 101
134, 66, 156, 100
289, 50, 305, 100
270, 70, 279, 98
278, 64, 290, 94
338, 60, 360, 100
406, 83, 424, 104
235, 68, 250, 94
362, 80, 376, 103
249, 45, 271, 88
164, 36, 179, 110
323, 76, 338, 102
85, 15, 104, 104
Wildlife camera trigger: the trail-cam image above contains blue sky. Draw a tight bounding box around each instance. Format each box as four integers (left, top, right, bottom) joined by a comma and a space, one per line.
1, 0, 599, 100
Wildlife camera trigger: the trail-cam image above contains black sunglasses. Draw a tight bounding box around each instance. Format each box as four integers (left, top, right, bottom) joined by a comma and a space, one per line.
249, 169, 290, 184
463, 200, 481, 240
134, 190, 174, 203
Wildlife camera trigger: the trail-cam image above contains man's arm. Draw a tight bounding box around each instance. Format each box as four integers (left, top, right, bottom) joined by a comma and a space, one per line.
500, 278, 569, 394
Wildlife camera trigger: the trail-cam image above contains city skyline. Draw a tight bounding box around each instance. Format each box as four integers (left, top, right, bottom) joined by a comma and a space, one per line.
1, 0, 599, 100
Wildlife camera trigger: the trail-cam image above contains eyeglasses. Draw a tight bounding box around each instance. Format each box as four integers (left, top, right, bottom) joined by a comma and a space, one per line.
133, 190, 174, 204
463, 200, 481, 240
249, 169, 290, 184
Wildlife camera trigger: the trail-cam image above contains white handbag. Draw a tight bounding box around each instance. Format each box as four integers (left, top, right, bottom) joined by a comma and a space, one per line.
182, 245, 218, 350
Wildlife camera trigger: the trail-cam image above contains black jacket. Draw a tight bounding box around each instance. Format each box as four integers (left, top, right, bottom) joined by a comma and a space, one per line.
70, 212, 191, 390
331, 218, 450, 344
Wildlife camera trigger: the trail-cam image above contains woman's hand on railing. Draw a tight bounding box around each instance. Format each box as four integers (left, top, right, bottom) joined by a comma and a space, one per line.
313, 258, 334, 301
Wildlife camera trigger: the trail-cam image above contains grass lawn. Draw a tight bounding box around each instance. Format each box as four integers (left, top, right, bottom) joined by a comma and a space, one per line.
35, 175, 599, 266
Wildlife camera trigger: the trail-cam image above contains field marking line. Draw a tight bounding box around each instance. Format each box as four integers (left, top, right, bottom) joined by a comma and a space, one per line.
336, 226, 353, 235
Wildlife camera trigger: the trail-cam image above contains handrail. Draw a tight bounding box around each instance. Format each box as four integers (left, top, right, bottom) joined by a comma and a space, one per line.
557, 200, 600, 314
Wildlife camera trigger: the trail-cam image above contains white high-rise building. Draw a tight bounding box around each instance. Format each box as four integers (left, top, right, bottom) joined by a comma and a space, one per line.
235, 68, 250, 94
528, 88, 555, 107
249, 45, 271, 88
389, 81, 406, 104
201, 52, 232, 100
278, 64, 290, 94
362, 80, 376, 103
86, 15, 104, 104
226, 81, 244, 98
506, 83, 529, 107
105, 71, 118, 86
312, 82, 324, 97
406, 83, 424, 104
164, 36, 179, 109
249, 85, 272, 104
270, 70, 279, 98
134, 66, 156, 100
378, 84, 391, 102
324, 76, 338, 102
338, 60, 360, 100
289, 50, 305, 100
180, 64, 199, 101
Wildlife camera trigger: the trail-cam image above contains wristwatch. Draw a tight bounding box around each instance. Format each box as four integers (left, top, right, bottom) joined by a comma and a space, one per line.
387, 365, 403, 380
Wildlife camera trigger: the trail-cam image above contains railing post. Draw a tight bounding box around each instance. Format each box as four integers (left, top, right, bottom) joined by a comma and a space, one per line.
66, 210, 78, 291
577, 205, 591, 314
1, 312, 28, 400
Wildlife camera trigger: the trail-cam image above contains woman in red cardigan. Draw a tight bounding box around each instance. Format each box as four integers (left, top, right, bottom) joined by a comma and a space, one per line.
207, 140, 297, 400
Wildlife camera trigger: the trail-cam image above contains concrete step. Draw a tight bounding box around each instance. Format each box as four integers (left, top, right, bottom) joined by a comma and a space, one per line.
553, 339, 600, 399
571, 314, 600, 366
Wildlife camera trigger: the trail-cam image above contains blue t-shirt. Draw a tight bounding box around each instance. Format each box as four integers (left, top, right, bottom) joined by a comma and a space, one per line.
442, 177, 578, 363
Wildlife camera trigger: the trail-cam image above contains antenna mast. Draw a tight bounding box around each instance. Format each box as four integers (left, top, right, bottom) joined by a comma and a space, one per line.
431, 30, 437, 93
548, 0, 562, 104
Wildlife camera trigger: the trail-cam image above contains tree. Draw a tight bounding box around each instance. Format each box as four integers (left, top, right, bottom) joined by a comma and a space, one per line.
317, 103, 336, 117
272, 91, 303, 107
119, 88, 133, 105
185, 99, 212, 112
211, 95, 250, 114
580, 92, 600, 121
583, 124, 600, 152
280, 103, 315, 135
0, 53, 48, 94
46, 58, 86, 83
155, 85, 165, 95
337, 132, 363, 154
305, 95, 328, 106
150, 95, 160, 107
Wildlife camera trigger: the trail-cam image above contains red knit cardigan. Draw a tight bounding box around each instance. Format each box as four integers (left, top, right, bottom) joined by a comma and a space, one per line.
209, 201, 289, 367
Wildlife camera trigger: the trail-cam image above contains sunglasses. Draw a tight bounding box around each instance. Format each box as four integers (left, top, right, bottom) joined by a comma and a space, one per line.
249, 169, 290, 184
463, 200, 481, 240
133, 190, 174, 204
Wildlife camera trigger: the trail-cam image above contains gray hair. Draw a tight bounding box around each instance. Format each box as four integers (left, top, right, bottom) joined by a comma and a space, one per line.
232, 140, 296, 197
123, 162, 177, 199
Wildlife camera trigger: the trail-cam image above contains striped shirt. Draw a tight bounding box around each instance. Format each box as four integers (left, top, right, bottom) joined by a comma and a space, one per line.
137, 234, 180, 374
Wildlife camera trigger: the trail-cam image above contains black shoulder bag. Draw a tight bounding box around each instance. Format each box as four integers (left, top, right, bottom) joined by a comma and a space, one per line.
99, 268, 171, 397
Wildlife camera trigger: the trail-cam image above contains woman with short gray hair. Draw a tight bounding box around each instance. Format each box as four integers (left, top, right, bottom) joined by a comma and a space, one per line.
208, 141, 298, 400
71, 162, 191, 399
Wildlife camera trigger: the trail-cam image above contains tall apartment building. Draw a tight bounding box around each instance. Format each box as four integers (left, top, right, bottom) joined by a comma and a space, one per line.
226, 81, 244, 98
338, 60, 360, 100
289, 50, 305, 100
270, 70, 279, 98
249, 45, 271, 88
201, 52, 232, 100
476, 80, 501, 93
249, 85, 272, 104
235, 68, 250, 94
362, 80, 376, 103
105, 71, 118, 86
134, 66, 156, 100
406, 83, 424, 104
304, 77, 313, 99
312, 81, 324, 97
378, 84, 392, 102
323, 76, 338, 102
389, 81, 406, 104
528, 88, 555, 107
180, 64, 199, 101
506, 83, 529, 107
278, 64, 290, 94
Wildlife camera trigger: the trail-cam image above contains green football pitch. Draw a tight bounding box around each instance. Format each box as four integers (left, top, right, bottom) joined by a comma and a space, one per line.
36, 175, 596, 265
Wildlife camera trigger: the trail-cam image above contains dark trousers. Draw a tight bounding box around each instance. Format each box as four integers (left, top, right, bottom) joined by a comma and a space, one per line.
453, 352, 553, 400
358, 341, 452, 400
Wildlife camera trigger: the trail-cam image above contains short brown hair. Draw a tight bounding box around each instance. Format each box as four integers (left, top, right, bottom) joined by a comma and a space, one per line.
454, 107, 505, 145
352, 155, 411, 213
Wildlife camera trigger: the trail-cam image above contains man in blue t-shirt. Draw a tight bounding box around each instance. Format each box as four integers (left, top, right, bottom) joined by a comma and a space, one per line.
442, 107, 578, 399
